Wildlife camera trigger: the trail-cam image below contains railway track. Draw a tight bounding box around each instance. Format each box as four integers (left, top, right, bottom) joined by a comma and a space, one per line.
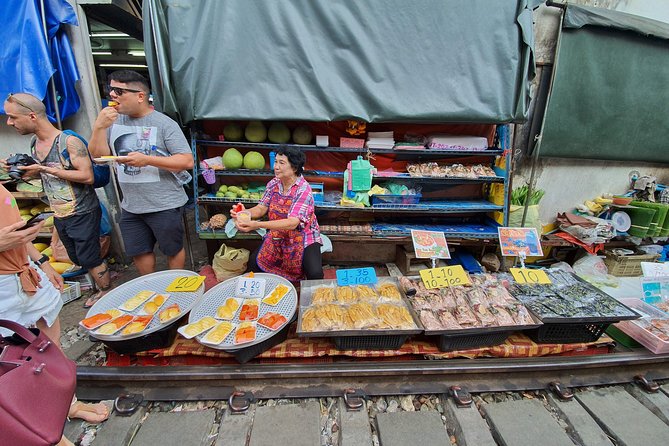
76, 350, 669, 401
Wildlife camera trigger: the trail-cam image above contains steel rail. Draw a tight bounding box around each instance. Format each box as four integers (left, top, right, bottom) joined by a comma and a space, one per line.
76, 351, 669, 401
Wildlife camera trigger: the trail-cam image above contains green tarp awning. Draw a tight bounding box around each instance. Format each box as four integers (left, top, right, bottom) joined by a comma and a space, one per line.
143, 0, 541, 124
539, 4, 669, 163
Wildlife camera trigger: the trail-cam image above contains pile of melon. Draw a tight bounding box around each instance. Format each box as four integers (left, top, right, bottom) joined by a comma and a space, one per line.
222, 122, 313, 145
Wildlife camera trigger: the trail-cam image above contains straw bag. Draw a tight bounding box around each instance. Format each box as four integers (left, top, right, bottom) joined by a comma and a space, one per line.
0, 319, 76, 446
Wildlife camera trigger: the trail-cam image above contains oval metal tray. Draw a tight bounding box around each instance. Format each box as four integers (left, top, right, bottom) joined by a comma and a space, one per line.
85, 270, 204, 342
188, 273, 297, 351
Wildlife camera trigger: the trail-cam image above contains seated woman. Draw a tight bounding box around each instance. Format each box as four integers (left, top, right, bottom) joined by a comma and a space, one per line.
231, 146, 323, 281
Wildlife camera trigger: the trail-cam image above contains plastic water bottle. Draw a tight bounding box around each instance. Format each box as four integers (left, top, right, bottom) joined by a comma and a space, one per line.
150, 145, 192, 184
269, 151, 276, 170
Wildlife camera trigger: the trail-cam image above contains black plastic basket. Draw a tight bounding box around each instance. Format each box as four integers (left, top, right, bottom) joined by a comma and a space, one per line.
435, 331, 512, 352
526, 322, 610, 344
231, 321, 293, 364
332, 335, 409, 350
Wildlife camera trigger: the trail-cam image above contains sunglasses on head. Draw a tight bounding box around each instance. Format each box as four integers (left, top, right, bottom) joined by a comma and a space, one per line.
6, 93, 36, 113
107, 85, 142, 96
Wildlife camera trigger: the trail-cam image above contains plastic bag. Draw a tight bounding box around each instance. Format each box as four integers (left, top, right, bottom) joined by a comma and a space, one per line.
572, 254, 619, 288
508, 204, 542, 235
212, 244, 250, 282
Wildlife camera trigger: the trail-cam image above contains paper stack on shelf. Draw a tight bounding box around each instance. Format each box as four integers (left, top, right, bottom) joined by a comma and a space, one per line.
366, 131, 395, 149
427, 135, 488, 151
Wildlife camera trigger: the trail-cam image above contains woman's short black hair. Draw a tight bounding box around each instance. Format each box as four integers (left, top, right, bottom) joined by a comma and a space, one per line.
277, 145, 306, 175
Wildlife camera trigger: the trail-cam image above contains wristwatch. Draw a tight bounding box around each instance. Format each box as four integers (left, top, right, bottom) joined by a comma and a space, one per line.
35, 254, 50, 266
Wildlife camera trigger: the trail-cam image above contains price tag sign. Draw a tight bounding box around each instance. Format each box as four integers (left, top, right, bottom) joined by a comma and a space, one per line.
419, 265, 470, 289
165, 276, 206, 292
336, 267, 378, 286
235, 276, 267, 299
510, 268, 551, 285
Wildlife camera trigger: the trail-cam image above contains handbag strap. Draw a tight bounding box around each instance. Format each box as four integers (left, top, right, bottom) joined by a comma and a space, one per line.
0, 319, 38, 343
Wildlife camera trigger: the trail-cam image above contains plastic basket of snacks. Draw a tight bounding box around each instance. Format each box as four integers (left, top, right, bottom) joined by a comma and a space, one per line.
61, 281, 81, 304
297, 277, 423, 350
507, 269, 639, 343
399, 274, 540, 352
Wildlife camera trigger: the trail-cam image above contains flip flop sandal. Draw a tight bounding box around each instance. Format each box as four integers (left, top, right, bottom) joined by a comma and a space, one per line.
83, 294, 104, 309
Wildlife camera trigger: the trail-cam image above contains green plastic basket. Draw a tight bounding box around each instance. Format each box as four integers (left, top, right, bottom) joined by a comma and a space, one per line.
631, 201, 667, 237
624, 206, 656, 237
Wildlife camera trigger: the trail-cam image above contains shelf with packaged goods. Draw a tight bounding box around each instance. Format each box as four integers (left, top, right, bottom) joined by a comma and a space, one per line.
198, 168, 504, 184
196, 140, 504, 157
197, 195, 502, 214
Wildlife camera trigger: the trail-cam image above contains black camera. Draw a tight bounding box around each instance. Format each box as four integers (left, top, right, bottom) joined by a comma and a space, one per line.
6, 154, 38, 180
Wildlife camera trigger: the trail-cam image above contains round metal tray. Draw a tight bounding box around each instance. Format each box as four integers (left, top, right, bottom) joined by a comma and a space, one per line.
85, 270, 204, 342
189, 273, 297, 351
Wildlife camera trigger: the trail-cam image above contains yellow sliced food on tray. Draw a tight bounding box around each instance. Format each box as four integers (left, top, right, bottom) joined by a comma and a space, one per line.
376, 303, 415, 329
216, 298, 241, 319
95, 314, 133, 335
120, 290, 156, 311
179, 316, 217, 339
121, 315, 153, 336
262, 283, 290, 306
311, 286, 335, 304
202, 321, 234, 345
158, 304, 181, 324
142, 294, 168, 315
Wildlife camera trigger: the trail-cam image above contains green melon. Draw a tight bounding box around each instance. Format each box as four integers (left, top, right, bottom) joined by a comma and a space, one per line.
243, 151, 266, 170
245, 121, 267, 142
292, 125, 313, 145
222, 148, 243, 169
268, 123, 291, 144
223, 123, 243, 141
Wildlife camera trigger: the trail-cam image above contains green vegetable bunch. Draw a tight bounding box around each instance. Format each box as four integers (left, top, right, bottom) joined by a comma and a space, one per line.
511, 185, 545, 206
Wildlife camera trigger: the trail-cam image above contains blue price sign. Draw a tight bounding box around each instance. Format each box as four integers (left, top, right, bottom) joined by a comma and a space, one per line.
336, 267, 378, 286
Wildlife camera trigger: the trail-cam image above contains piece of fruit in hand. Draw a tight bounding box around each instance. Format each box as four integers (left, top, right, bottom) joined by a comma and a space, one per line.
232, 203, 244, 213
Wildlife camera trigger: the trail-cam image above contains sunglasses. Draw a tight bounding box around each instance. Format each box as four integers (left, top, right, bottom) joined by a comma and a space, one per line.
107, 85, 142, 96
6, 93, 36, 113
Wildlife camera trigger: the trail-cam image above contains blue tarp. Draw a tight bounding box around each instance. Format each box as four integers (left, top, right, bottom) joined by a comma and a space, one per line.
0, 0, 81, 121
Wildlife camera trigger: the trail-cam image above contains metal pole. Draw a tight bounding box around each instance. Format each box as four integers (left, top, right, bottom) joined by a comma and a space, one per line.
40, 0, 62, 130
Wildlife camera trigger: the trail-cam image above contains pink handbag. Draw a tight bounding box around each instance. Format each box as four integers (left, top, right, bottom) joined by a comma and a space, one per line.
0, 319, 76, 446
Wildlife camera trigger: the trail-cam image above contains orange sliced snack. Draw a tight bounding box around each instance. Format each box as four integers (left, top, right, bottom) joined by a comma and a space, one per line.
96, 314, 134, 335
234, 322, 256, 344
239, 299, 260, 321
80, 313, 113, 330
158, 304, 181, 324
257, 312, 287, 331
121, 315, 153, 336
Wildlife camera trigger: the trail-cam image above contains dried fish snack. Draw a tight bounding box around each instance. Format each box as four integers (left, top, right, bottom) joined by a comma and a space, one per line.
410, 295, 433, 311
437, 288, 457, 310
486, 286, 515, 306
301, 304, 346, 331
655, 301, 669, 313
121, 315, 153, 336
312, 286, 336, 304
216, 298, 241, 320
119, 290, 156, 312
489, 306, 515, 326
239, 299, 260, 321
262, 283, 291, 306
95, 314, 133, 336
418, 310, 441, 330
179, 316, 218, 339
202, 321, 234, 345
454, 304, 478, 326
466, 287, 488, 306
377, 283, 402, 301
235, 321, 257, 345
471, 303, 497, 326
80, 309, 123, 330
437, 310, 462, 330
345, 302, 378, 329
336, 286, 356, 304
354, 285, 378, 301
376, 304, 415, 329
158, 304, 181, 324
257, 312, 288, 331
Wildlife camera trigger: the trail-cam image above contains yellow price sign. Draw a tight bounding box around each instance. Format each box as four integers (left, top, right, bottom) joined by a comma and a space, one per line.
419, 265, 471, 289
510, 268, 551, 285
165, 276, 206, 292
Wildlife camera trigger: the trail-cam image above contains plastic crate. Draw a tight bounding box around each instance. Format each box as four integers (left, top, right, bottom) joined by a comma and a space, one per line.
526, 322, 609, 344
603, 251, 659, 277
332, 335, 409, 350
60, 281, 81, 304
435, 331, 512, 352
371, 194, 421, 206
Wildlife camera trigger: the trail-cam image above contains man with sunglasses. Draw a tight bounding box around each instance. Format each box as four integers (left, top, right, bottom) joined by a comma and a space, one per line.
89, 70, 194, 275
3, 93, 112, 308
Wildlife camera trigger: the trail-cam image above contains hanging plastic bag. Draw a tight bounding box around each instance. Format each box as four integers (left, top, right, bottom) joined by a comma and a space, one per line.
508, 204, 543, 234
572, 254, 619, 288
212, 244, 250, 281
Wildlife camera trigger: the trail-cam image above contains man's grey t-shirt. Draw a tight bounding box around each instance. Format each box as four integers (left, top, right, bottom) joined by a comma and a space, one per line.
107, 110, 191, 213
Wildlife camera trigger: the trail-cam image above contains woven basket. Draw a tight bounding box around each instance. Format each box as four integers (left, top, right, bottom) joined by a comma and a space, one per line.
604, 251, 659, 277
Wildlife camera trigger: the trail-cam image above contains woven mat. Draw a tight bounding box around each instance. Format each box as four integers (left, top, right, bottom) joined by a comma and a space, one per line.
124, 324, 614, 361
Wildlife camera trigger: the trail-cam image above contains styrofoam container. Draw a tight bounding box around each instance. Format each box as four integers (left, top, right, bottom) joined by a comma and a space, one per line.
615, 298, 669, 354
